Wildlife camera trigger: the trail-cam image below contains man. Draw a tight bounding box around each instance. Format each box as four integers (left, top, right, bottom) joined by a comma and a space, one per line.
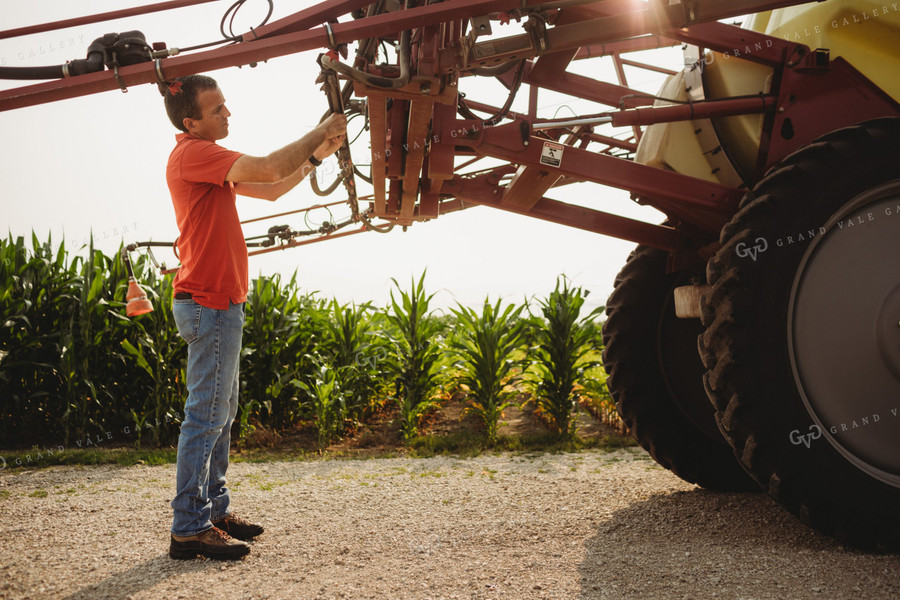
162, 74, 346, 560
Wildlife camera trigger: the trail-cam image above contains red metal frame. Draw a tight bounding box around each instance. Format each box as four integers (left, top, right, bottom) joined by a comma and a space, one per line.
2, 0, 898, 261
0, 0, 222, 41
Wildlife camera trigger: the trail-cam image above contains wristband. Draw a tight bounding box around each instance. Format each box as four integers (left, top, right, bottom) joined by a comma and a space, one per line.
309, 155, 322, 167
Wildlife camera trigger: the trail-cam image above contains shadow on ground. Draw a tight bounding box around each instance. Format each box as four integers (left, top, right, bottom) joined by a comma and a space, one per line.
578, 488, 899, 599
61, 555, 212, 600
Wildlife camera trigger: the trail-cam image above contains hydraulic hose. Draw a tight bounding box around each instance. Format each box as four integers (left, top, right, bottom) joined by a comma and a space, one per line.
0, 39, 104, 79
466, 59, 520, 77
0, 33, 143, 80
458, 59, 526, 127
311, 170, 344, 196
320, 29, 411, 90
0, 65, 66, 80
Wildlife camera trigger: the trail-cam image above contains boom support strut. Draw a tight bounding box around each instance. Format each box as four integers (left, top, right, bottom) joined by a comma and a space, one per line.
2, 0, 897, 262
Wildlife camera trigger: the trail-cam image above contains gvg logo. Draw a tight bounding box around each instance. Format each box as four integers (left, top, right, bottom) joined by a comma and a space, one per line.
735, 237, 769, 262
352, 346, 390, 370
789, 424, 823, 448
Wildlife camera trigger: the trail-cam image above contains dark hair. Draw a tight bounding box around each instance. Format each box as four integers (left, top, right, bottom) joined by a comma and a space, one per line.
161, 74, 219, 132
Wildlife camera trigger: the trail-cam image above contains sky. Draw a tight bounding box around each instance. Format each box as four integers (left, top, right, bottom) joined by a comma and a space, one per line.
0, 0, 672, 312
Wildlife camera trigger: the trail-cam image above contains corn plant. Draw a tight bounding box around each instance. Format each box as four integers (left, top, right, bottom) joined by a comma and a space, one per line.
241, 273, 327, 434
59, 239, 141, 443
320, 299, 389, 430
384, 272, 446, 443
293, 365, 344, 448
0, 233, 73, 444
449, 298, 527, 444
0, 234, 180, 446
578, 363, 626, 434
120, 268, 187, 447
524, 277, 603, 438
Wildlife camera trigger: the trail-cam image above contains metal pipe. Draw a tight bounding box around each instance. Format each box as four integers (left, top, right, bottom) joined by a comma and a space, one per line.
0, 0, 807, 111
238, 0, 376, 40
444, 174, 684, 251
531, 95, 775, 129
609, 95, 776, 126
0, 0, 222, 40
532, 116, 612, 129
239, 199, 349, 225
574, 35, 677, 60
530, 0, 624, 11
618, 57, 677, 76
587, 133, 637, 152
247, 226, 369, 255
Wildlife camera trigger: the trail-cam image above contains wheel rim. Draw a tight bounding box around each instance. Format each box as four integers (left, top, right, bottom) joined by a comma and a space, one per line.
788, 179, 900, 487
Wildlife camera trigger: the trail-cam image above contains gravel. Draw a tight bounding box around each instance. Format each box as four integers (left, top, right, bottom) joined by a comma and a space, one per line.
0, 448, 898, 600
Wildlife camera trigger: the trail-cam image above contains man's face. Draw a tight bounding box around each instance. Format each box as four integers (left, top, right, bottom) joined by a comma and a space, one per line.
184, 87, 230, 141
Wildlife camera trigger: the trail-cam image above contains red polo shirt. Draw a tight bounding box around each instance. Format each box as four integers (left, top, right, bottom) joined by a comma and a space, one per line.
167, 133, 246, 310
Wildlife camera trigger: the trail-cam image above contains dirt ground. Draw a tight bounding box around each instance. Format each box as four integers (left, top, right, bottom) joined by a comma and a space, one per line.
1, 448, 898, 600
249, 395, 622, 456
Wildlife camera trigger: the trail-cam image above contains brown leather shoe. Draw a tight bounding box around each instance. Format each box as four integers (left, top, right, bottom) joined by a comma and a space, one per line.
169, 526, 250, 560
212, 512, 264, 541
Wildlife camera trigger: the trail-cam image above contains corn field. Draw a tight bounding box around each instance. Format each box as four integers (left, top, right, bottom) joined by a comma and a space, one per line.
0, 234, 621, 449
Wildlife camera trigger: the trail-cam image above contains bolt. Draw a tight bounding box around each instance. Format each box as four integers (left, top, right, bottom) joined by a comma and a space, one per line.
778, 107, 785, 113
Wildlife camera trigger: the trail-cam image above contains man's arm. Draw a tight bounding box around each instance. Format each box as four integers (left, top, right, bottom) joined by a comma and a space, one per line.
226, 113, 346, 188
234, 133, 345, 201
233, 160, 315, 201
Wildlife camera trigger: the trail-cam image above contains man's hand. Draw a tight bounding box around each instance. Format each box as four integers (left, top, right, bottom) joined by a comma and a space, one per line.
229, 111, 349, 200
314, 134, 345, 162
312, 113, 348, 162
320, 112, 348, 139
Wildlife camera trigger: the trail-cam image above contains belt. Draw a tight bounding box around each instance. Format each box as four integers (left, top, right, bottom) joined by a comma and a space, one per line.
174, 292, 193, 300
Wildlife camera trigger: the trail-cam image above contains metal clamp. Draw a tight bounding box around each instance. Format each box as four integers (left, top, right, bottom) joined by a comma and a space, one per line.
154, 58, 166, 85
109, 51, 128, 93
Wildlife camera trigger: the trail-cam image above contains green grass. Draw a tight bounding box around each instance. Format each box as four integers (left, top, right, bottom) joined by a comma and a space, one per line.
0, 447, 178, 470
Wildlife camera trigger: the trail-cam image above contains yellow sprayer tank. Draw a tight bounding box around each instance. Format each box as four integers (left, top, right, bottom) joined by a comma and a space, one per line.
636, 0, 900, 184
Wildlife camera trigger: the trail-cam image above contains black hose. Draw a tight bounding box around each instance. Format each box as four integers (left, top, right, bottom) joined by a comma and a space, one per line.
221, 0, 274, 39
457, 59, 526, 127
0, 35, 120, 80
310, 170, 344, 196
353, 165, 373, 184
361, 211, 394, 233
0, 65, 66, 80
320, 30, 411, 90
466, 59, 520, 77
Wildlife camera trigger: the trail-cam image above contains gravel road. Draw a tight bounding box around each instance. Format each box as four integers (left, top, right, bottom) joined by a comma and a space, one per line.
0, 449, 897, 600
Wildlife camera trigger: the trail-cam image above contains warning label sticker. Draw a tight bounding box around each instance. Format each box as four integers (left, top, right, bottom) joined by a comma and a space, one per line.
540, 141, 564, 168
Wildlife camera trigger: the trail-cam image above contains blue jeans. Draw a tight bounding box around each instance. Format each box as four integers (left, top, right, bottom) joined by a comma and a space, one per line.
171, 299, 244, 537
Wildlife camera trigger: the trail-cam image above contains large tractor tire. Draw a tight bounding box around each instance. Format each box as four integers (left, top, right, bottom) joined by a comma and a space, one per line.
602, 245, 758, 491
700, 117, 900, 549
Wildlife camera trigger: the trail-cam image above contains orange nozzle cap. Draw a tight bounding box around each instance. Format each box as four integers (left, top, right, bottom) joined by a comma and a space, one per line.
126, 278, 154, 317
